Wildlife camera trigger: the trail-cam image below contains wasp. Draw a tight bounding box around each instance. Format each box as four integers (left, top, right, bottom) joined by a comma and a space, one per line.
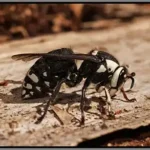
12, 48, 136, 125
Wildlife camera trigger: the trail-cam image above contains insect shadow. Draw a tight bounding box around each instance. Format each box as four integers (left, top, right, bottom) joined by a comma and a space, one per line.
0, 86, 81, 104
0, 85, 106, 123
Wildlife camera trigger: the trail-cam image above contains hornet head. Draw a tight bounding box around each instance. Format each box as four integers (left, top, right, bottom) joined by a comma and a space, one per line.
109, 65, 136, 96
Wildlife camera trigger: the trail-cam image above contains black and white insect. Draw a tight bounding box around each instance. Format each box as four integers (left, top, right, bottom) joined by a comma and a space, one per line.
12, 48, 136, 125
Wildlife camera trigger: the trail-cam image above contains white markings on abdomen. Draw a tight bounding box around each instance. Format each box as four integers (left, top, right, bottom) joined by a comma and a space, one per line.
24, 94, 30, 99
45, 81, 50, 87
23, 83, 32, 89
30, 91, 34, 95
27, 72, 39, 83
43, 72, 47, 77
36, 86, 41, 91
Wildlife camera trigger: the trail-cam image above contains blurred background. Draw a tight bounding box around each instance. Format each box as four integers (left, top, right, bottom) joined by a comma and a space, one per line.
1, 4, 150, 43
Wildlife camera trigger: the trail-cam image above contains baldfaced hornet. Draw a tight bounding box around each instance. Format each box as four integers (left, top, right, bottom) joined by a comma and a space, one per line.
12, 48, 136, 125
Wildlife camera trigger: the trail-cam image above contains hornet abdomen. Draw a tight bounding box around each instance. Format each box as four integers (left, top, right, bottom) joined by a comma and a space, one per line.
22, 48, 77, 99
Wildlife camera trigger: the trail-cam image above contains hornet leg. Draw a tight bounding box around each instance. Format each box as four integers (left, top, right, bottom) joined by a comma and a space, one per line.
80, 76, 93, 126
104, 87, 115, 118
96, 86, 114, 116
35, 79, 66, 124
121, 87, 136, 102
